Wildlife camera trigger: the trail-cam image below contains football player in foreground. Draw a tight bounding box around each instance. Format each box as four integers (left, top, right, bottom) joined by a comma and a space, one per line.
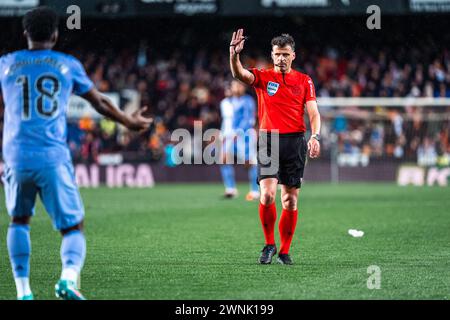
0, 7, 152, 299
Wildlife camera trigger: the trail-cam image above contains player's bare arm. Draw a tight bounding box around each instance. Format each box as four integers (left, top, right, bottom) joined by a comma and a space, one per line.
306, 100, 321, 158
82, 88, 153, 131
229, 28, 255, 86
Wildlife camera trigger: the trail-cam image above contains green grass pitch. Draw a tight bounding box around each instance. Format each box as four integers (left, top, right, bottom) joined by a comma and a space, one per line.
0, 183, 449, 300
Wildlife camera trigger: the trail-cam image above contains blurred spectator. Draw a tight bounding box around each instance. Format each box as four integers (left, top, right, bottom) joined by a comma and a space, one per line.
80, 131, 101, 163
0, 27, 449, 166
417, 137, 438, 166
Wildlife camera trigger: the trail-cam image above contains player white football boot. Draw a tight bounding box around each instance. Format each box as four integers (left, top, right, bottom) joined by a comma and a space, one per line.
224, 188, 238, 199
246, 191, 260, 201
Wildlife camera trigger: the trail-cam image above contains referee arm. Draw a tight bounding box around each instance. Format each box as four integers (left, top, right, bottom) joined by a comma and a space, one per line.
306, 100, 321, 158
229, 28, 255, 86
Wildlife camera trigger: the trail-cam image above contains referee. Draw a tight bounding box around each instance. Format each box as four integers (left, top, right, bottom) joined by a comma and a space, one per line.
229, 29, 321, 265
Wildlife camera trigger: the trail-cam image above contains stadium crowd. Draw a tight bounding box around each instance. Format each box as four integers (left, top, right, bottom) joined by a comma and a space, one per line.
1, 36, 449, 165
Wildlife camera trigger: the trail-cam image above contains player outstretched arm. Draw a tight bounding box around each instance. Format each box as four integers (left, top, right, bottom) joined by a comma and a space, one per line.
230, 28, 255, 86
82, 88, 152, 131
306, 100, 321, 158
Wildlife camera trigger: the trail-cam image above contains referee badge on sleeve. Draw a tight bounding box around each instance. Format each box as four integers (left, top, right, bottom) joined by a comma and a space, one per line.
267, 81, 279, 96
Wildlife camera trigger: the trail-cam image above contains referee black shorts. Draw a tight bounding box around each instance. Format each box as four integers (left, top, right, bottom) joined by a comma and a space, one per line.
257, 131, 307, 188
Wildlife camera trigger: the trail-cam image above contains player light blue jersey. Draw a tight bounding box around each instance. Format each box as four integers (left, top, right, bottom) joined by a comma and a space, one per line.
220, 94, 256, 136
231, 94, 256, 132
220, 94, 257, 164
220, 97, 235, 137
0, 49, 93, 169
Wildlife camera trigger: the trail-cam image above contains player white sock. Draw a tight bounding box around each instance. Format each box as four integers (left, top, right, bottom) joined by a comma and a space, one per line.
61, 268, 78, 284
14, 277, 32, 298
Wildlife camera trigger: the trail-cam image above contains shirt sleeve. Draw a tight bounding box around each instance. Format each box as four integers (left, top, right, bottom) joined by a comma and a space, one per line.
0, 57, 5, 94
0, 56, 4, 88
220, 99, 233, 118
304, 75, 317, 103
71, 57, 94, 96
249, 68, 264, 88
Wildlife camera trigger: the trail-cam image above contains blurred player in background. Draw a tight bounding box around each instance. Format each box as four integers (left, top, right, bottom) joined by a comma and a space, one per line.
220, 80, 259, 200
230, 29, 321, 265
0, 7, 152, 300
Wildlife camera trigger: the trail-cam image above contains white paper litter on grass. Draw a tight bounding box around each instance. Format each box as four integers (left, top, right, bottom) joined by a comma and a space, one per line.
348, 229, 364, 237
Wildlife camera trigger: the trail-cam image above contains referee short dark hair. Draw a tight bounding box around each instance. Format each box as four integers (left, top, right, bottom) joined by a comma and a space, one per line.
22, 6, 59, 42
271, 34, 295, 51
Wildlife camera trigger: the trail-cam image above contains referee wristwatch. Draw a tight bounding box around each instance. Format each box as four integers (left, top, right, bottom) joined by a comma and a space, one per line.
311, 134, 321, 141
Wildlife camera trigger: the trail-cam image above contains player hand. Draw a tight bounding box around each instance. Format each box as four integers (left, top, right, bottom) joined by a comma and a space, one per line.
308, 138, 320, 158
230, 28, 246, 55
127, 106, 153, 131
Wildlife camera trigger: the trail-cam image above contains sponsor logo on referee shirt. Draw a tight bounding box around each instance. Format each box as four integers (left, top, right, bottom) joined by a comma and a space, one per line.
267, 81, 279, 96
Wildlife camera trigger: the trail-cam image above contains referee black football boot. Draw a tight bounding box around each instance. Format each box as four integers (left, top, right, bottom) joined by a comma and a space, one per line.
259, 245, 277, 264
277, 253, 293, 265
